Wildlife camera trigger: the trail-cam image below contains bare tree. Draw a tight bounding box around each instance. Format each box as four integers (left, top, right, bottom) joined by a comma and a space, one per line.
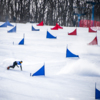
0, 0, 100, 26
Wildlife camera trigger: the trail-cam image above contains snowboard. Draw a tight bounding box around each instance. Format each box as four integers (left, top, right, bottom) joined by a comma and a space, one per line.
7, 66, 10, 70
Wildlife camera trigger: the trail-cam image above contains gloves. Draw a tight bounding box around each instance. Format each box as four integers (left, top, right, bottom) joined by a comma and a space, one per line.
20, 66, 22, 71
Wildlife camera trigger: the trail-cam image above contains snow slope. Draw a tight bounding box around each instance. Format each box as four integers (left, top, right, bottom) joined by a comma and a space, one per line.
0, 22, 100, 100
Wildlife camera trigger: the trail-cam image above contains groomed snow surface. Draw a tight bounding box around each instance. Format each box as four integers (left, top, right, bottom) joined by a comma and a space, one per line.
0, 22, 100, 100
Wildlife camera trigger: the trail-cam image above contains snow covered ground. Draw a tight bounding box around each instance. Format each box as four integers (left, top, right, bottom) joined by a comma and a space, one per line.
0, 22, 100, 100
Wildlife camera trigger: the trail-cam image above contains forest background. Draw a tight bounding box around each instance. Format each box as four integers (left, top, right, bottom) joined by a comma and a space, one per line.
0, 0, 100, 26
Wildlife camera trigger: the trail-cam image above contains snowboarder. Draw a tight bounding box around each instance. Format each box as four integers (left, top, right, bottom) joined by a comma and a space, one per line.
7, 61, 23, 71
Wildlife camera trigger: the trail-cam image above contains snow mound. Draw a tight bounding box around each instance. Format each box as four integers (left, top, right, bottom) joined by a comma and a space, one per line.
58, 59, 100, 76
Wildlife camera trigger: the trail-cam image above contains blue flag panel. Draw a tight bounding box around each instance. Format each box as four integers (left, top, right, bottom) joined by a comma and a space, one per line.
66, 48, 79, 57
46, 31, 57, 39
32, 65, 45, 76
95, 88, 100, 99
8, 26, 16, 33
0, 22, 7, 27
7, 21, 14, 26
0, 21, 13, 27
18, 38, 24, 45
32, 26, 40, 31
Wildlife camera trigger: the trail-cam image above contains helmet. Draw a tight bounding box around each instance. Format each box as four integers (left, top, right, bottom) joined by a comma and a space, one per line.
20, 61, 23, 63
